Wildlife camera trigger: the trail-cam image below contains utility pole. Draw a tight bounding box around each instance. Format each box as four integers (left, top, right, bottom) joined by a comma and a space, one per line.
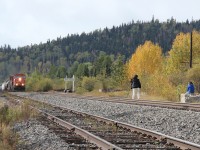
190, 31, 193, 68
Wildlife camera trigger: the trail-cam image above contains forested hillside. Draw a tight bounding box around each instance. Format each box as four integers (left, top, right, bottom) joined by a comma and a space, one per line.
1, 18, 200, 82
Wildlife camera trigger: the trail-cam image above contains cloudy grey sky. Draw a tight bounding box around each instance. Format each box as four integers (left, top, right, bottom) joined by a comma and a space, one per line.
1, 0, 199, 48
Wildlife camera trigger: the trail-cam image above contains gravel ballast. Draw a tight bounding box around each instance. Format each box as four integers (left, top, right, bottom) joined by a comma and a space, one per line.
14, 119, 71, 150
13, 92, 200, 147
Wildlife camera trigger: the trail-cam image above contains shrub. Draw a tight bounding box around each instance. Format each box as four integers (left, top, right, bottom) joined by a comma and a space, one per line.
37, 78, 53, 92
26, 77, 40, 91
76, 87, 87, 94
81, 77, 95, 92
27, 77, 53, 92
140, 72, 183, 101
52, 78, 65, 91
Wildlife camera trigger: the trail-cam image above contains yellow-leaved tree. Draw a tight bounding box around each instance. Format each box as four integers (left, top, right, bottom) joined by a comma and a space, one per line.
166, 30, 200, 74
125, 41, 163, 94
165, 30, 200, 95
126, 41, 163, 79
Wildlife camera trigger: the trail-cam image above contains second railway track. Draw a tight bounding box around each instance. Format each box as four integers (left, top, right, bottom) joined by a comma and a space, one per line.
48, 92, 200, 111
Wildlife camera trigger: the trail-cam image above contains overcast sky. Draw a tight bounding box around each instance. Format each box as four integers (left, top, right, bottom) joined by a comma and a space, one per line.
1, 0, 200, 48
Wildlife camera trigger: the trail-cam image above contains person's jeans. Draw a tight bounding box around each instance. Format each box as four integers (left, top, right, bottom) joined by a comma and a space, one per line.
185, 92, 194, 96
132, 88, 140, 99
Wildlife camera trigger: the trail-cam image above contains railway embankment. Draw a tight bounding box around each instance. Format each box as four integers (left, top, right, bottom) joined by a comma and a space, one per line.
12, 92, 200, 145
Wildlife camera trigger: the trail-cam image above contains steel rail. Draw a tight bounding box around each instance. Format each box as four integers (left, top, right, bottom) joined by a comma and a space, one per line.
111, 100, 200, 111
57, 105, 200, 150
7, 94, 122, 150
27, 96, 200, 150
54, 93, 200, 111
28, 106, 123, 150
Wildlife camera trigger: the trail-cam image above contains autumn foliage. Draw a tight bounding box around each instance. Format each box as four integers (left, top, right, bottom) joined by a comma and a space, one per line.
126, 30, 200, 101
166, 30, 200, 74
126, 41, 162, 79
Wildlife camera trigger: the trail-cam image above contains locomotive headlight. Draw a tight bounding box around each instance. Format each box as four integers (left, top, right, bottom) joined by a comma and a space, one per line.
19, 78, 22, 81
16, 83, 18, 86
22, 83, 24, 86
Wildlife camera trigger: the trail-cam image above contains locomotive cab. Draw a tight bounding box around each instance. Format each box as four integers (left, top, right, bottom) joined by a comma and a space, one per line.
11, 74, 26, 91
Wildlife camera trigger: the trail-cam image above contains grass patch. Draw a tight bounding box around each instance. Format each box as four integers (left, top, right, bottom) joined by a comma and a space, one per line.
0, 101, 37, 149
77, 89, 168, 101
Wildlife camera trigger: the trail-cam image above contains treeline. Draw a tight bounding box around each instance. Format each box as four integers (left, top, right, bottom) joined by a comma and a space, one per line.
1, 18, 200, 82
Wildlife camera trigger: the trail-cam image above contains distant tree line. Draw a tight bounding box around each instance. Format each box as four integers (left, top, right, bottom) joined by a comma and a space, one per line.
0, 17, 200, 82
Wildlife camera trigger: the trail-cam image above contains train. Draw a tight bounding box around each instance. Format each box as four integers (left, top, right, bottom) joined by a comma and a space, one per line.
1, 73, 26, 91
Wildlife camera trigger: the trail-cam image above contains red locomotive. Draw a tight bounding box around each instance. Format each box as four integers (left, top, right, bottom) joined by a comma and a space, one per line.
2, 73, 26, 91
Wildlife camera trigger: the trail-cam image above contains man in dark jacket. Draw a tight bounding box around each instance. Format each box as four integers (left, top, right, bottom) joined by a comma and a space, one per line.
130, 74, 141, 99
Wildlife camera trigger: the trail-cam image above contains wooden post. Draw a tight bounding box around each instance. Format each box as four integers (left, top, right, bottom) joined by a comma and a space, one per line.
72, 75, 75, 92
64, 75, 75, 92
190, 31, 193, 68
64, 75, 67, 92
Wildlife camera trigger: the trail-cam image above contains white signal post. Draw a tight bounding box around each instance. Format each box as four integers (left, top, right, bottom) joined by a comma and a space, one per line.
64, 75, 75, 92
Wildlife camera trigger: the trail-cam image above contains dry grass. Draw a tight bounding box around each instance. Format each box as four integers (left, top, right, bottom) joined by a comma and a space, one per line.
79, 90, 168, 101
0, 124, 18, 150
0, 101, 37, 150
0, 100, 5, 109
140, 93, 168, 101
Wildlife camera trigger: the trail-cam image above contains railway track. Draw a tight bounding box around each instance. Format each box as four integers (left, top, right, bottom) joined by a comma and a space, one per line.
2, 94, 98, 149
49, 92, 200, 111
9, 93, 200, 150
21, 115, 99, 149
